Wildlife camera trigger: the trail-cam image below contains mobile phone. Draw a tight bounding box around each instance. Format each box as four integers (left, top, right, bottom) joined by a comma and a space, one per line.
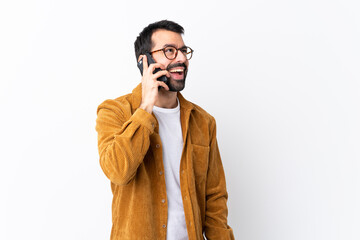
137, 52, 168, 83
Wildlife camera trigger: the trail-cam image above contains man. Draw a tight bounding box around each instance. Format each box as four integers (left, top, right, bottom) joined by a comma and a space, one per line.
96, 20, 234, 240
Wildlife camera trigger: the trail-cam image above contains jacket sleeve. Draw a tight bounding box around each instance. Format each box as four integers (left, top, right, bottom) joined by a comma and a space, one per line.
204, 118, 235, 239
95, 99, 156, 185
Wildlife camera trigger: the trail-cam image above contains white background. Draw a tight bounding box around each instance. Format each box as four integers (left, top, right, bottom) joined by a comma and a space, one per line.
1, 0, 359, 239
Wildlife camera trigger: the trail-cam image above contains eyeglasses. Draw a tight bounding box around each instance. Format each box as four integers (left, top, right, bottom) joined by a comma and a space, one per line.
149, 46, 194, 60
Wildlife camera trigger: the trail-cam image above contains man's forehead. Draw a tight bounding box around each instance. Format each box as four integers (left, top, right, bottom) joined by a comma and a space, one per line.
151, 29, 185, 49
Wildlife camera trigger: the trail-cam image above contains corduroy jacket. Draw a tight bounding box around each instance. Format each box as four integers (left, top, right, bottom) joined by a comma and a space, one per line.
96, 84, 234, 239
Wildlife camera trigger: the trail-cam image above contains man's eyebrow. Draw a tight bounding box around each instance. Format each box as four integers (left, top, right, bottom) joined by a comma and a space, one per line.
163, 44, 187, 49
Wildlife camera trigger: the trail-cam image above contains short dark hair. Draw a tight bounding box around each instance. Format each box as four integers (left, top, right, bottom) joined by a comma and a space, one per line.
134, 20, 184, 61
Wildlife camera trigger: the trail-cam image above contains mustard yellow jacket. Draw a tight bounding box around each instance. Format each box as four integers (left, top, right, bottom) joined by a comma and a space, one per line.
96, 84, 234, 239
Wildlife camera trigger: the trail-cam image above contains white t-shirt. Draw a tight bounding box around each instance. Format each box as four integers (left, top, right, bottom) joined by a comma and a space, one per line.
152, 99, 188, 240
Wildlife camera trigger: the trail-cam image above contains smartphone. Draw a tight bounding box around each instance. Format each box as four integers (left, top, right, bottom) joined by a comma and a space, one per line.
137, 52, 168, 83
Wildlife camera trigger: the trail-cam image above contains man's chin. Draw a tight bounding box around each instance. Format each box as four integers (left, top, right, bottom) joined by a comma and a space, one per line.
166, 78, 186, 92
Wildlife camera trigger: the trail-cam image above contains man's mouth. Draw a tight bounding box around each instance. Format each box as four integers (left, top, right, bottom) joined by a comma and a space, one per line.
168, 67, 185, 80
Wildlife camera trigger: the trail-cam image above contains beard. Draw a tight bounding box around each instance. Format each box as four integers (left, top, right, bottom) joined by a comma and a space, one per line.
166, 76, 186, 92
166, 63, 188, 92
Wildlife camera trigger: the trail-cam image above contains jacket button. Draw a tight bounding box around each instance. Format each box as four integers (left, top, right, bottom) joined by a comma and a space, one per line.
159, 171, 163, 175
162, 224, 166, 228
156, 144, 160, 148
161, 199, 166, 203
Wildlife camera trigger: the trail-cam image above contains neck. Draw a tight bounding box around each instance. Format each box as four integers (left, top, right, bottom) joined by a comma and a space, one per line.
155, 89, 178, 108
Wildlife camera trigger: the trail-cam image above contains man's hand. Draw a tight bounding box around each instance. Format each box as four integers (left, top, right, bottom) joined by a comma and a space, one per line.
139, 55, 170, 113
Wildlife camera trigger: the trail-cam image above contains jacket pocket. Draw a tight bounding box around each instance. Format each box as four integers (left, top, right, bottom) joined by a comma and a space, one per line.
191, 144, 210, 179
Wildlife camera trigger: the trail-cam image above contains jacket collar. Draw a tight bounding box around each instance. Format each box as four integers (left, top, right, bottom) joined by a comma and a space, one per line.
131, 83, 194, 112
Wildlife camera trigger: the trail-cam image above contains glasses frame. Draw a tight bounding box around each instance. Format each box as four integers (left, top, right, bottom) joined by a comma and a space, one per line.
149, 46, 194, 60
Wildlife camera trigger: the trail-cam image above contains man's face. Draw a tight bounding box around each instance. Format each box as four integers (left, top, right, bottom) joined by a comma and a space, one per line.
150, 29, 189, 92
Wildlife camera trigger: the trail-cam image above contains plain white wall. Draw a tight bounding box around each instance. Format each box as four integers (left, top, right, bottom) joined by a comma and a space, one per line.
1, 0, 359, 239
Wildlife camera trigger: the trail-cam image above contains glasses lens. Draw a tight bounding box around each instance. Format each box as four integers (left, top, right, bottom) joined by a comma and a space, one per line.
164, 47, 177, 59
185, 47, 193, 60
163, 46, 193, 60
179, 47, 193, 60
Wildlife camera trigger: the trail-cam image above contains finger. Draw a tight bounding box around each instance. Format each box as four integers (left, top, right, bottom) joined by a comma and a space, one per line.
157, 81, 169, 91
142, 55, 148, 71
147, 62, 166, 73
153, 70, 170, 79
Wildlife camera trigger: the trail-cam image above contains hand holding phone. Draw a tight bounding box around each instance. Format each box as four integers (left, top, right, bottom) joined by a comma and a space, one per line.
137, 54, 170, 113
137, 53, 169, 84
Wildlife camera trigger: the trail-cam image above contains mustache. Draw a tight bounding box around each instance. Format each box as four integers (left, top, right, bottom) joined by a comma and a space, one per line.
167, 63, 187, 72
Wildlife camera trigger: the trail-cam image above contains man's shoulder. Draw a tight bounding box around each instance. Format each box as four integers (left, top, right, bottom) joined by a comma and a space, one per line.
178, 92, 213, 120
96, 92, 137, 117
181, 99, 217, 143
183, 99, 217, 131
97, 84, 142, 113
190, 102, 215, 120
